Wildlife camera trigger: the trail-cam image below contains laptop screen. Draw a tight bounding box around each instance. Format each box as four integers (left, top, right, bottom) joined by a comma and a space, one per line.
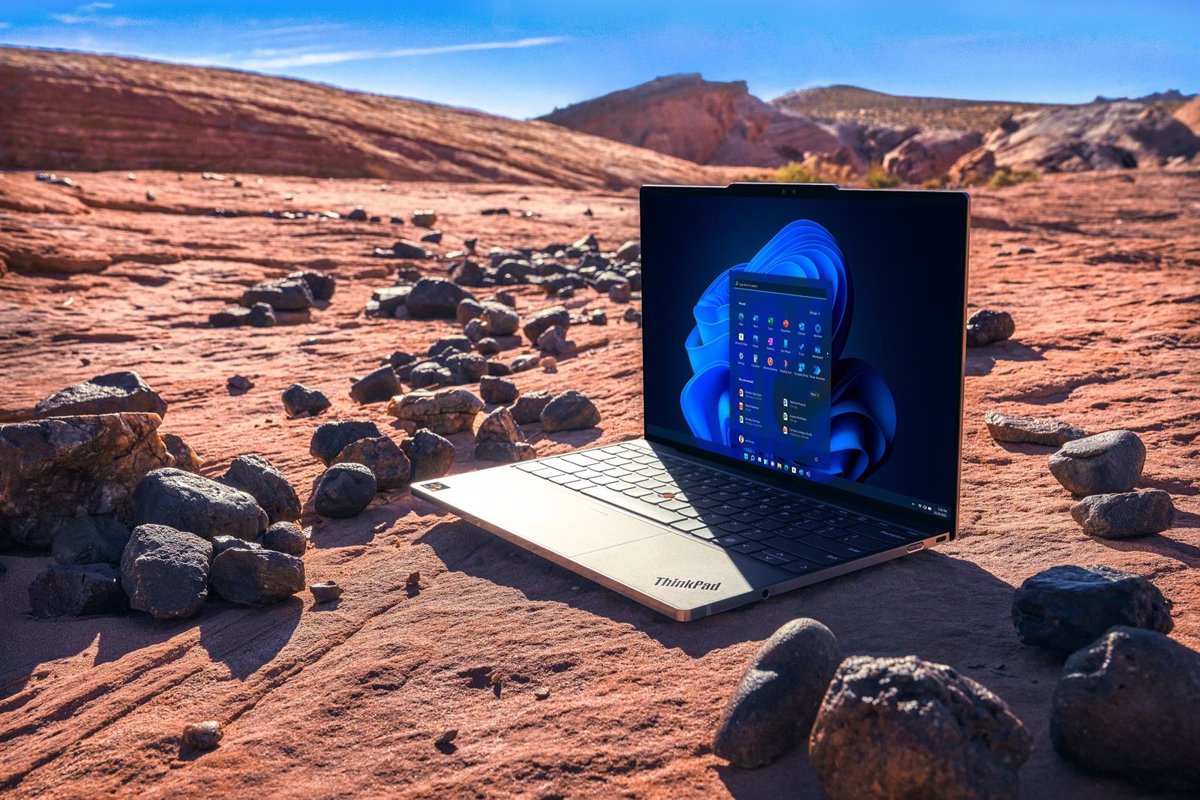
639, 184, 967, 525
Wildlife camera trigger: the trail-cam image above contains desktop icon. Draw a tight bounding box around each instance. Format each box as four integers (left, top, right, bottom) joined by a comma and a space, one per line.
753, 354, 759, 364
738, 401, 744, 410
798, 362, 806, 373
813, 364, 822, 376
738, 352, 745, 360
814, 345, 822, 355
738, 332, 744, 341
783, 338, 788, 348
782, 412, 789, 421
798, 322, 806, 332
767, 337, 774, 346
767, 356, 774, 366
782, 319, 789, 329
767, 316, 774, 326
738, 388, 744, 397
753, 314, 759, 323
738, 312, 744, 321
739, 414, 744, 423
791, 466, 798, 474
782, 398, 788, 407
815, 323, 822, 335
782, 425, 788, 435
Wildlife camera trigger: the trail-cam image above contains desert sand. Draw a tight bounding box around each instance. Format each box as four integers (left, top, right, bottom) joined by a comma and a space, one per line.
1, 166, 1198, 799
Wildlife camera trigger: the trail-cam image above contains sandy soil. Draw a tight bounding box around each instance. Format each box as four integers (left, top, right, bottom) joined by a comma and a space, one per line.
1, 168, 1198, 799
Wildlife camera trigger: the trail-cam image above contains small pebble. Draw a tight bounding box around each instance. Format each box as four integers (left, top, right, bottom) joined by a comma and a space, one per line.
183, 720, 223, 751
310, 581, 343, 604
534, 686, 551, 701
406, 571, 421, 589
541, 356, 558, 373
435, 729, 457, 746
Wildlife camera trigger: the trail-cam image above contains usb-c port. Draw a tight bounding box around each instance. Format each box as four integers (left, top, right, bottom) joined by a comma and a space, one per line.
936, 534, 948, 543
906, 542, 925, 553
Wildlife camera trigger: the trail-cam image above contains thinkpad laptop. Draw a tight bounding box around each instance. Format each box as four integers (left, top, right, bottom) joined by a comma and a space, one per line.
413, 181, 969, 620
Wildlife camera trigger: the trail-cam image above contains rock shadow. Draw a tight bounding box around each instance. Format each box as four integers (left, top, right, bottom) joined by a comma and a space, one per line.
197, 596, 302, 680
965, 340, 1045, 377
304, 489, 426, 549
523, 427, 604, 448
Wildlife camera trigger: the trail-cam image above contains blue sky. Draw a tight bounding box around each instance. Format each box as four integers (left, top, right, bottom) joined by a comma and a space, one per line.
2, 1, 1196, 118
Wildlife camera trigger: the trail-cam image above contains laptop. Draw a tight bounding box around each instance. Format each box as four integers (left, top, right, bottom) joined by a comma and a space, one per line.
413, 181, 969, 621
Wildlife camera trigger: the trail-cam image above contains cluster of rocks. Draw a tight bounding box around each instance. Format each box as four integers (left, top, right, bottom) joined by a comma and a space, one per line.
985, 412, 1174, 540
210, 269, 336, 328
1009, 564, 1199, 791
712, 618, 1033, 799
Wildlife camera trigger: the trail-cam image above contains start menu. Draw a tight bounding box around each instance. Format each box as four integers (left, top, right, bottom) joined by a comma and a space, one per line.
728, 271, 833, 474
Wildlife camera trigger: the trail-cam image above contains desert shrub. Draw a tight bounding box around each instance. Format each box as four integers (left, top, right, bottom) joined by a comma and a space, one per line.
865, 163, 900, 188
769, 162, 824, 183
988, 168, 1040, 188
920, 175, 949, 189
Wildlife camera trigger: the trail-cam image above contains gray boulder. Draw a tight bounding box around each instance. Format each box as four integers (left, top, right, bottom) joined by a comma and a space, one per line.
713, 618, 842, 768
29, 563, 127, 617
810, 655, 1032, 800
121, 524, 213, 620
1051, 627, 1200, 791
480, 301, 520, 336
407, 278, 474, 319
248, 302, 276, 328
35, 370, 167, 418
332, 435, 411, 491
131, 468, 267, 541
51, 515, 130, 565
1012, 565, 1173, 658
984, 411, 1086, 447
259, 521, 307, 557
240, 276, 314, 311
479, 375, 519, 405
402, 428, 455, 480
1070, 489, 1174, 538
220, 454, 301, 524
309, 420, 383, 466
288, 269, 335, 301
281, 383, 330, 417
522, 305, 570, 344
510, 390, 553, 424
313, 463, 377, 518
540, 390, 601, 432
350, 366, 402, 405
1048, 430, 1145, 495
966, 309, 1015, 347
210, 547, 305, 606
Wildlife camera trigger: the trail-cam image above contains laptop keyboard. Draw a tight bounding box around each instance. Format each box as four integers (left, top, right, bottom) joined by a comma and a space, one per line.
515, 441, 928, 577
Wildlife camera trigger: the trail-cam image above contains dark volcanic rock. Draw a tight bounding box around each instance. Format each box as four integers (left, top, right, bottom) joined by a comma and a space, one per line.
713, 618, 842, 768
1048, 430, 1145, 495
0, 413, 172, 547
1012, 564, 1173, 658
289, 269, 336, 301
474, 407, 536, 463
966, 309, 1016, 347
536, 325, 577, 357
211, 534, 261, 556
510, 390, 553, 425
120, 523, 213, 621
281, 383, 330, 417
522, 305, 570, 344
240, 276, 314, 311
540, 390, 601, 432
350, 365, 402, 405
480, 301, 520, 336
608, 282, 632, 303
51, 515, 130, 565
313, 463, 377, 518
210, 547, 305, 605
29, 563, 126, 617
402, 428, 455, 480
429, 335, 472, 358
221, 453, 301, 524
132, 468, 267, 541
475, 337, 500, 356
332, 435, 411, 491
209, 307, 250, 327
407, 360, 453, 388
248, 301, 276, 327
1051, 627, 1200, 792
509, 354, 541, 373
406, 278, 475, 319
390, 239, 430, 259
35, 370, 167, 418
809, 655, 1032, 800
259, 521, 307, 556
1069, 489, 1174, 538
183, 721, 223, 751
456, 297, 485, 325
479, 375, 519, 405
984, 411, 1087, 447
309, 420, 383, 466
310, 580, 343, 604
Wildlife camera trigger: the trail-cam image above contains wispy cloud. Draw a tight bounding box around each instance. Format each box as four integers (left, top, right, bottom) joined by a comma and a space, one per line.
0, 22, 10, 30
209, 35, 568, 70
51, 2, 145, 27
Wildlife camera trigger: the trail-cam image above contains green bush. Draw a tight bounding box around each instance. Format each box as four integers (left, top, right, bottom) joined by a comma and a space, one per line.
865, 163, 900, 188
769, 162, 824, 183
988, 168, 1040, 188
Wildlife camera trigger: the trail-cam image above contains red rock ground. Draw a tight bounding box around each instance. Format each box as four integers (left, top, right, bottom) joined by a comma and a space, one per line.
1, 168, 1198, 799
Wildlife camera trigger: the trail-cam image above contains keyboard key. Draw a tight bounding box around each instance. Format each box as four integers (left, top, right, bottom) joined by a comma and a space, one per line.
562, 453, 599, 467
739, 528, 775, 542
714, 533, 747, 547
607, 481, 634, 492
731, 542, 766, 555
798, 535, 869, 560
781, 559, 820, 575
732, 510, 764, 524
565, 479, 596, 491
750, 549, 795, 566
763, 536, 843, 565
671, 518, 708, 533
717, 520, 751, 534
549, 474, 576, 485
842, 534, 890, 553
580, 486, 684, 525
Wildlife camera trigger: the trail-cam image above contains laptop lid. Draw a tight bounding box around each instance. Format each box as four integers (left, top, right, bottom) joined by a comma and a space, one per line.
639, 182, 968, 536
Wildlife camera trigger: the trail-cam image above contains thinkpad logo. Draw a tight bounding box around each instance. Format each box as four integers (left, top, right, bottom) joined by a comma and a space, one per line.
655, 576, 721, 592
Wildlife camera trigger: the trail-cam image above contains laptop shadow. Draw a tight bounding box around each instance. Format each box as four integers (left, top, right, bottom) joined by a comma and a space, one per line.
415, 520, 1019, 661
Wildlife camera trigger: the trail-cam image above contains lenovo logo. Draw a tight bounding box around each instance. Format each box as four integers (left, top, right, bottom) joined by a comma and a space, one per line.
655, 576, 721, 592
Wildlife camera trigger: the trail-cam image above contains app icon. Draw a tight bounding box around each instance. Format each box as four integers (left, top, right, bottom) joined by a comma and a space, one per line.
753, 334, 759, 344
767, 316, 774, 326
791, 466, 798, 474
798, 322, 806, 332
798, 343, 806, 352
782, 425, 789, 435
814, 345, 821, 355
798, 362, 806, 373
767, 356, 774, 367
782, 412, 789, 421
738, 332, 744, 341
782, 398, 788, 407
783, 359, 788, 368
783, 338, 788, 348
753, 354, 759, 364
738, 401, 744, 410
753, 314, 759, 323
738, 312, 744, 321
813, 364, 822, 376
814, 323, 822, 335
739, 414, 744, 423
782, 319, 789, 328
767, 337, 774, 346
743, 451, 748, 458
738, 351, 745, 360
738, 434, 745, 444
738, 388, 744, 397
